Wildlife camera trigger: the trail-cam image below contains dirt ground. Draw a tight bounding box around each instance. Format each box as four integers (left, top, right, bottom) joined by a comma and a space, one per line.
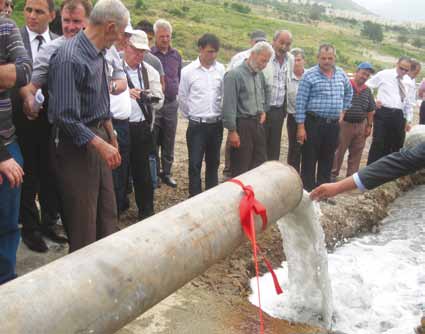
15, 114, 425, 334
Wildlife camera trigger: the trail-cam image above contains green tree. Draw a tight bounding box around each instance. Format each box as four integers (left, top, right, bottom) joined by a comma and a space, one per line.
361, 21, 384, 43
397, 34, 408, 46
135, 0, 144, 9
309, 3, 325, 21
412, 37, 425, 49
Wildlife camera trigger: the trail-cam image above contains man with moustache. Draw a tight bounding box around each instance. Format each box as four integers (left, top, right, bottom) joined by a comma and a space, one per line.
332, 62, 376, 180
223, 41, 273, 177
12, 0, 58, 252
296, 44, 353, 191
48, 0, 128, 252
262, 30, 294, 161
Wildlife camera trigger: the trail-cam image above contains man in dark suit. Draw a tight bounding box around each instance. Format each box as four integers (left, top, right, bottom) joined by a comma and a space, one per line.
310, 141, 425, 200
12, 0, 62, 252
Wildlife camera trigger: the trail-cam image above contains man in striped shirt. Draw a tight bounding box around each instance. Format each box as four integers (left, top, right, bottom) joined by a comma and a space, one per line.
332, 62, 376, 179
296, 44, 353, 191
48, 0, 128, 252
0, 9, 32, 283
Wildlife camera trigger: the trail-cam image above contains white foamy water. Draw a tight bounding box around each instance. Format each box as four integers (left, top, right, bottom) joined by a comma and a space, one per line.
250, 186, 425, 333
249, 191, 333, 328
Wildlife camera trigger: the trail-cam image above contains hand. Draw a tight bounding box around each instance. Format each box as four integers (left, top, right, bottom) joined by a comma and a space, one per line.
0, 158, 24, 188
110, 135, 119, 150
376, 100, 383, 109
23, 94, 39, 120
129, 88, 142, 100
91, 137, 121, 169
228, 130, 240, 148
405, 123, 412, 132
296, 126, 307, 144
310, 183, 340, 201
259, 112, 266, 124
364, 125, 372, 138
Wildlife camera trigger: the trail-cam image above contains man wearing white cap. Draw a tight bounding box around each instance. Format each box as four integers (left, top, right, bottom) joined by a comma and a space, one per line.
123, 29, 164, 220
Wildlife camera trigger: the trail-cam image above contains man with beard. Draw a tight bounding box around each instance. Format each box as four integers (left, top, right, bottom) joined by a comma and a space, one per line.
223, 41, 272, 177
332, 62, 376, 179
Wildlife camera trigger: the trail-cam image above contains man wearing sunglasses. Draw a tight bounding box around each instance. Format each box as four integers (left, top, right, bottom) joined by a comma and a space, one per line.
366, 56, 412, 164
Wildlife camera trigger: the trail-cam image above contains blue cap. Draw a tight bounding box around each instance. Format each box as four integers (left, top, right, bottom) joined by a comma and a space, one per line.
357, 62, 375, 73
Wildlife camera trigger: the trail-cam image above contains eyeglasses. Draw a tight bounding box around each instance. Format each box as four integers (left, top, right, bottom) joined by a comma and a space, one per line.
399, 66, 409, 72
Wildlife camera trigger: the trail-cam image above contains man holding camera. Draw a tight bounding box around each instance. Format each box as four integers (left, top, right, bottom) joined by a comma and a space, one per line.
123, 30, 164, 220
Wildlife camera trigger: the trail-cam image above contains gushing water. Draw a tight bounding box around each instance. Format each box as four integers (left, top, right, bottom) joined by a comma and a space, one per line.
249, 191, 333, 328
249, 186, 425, 333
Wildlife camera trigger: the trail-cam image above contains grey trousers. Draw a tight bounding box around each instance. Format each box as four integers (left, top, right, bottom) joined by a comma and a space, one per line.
154, 100, 178, 175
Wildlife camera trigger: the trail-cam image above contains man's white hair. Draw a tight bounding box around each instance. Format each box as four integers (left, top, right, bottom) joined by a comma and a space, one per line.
89, 0, 129, 27
251, 41, 273, 55
153, 19, 173, 35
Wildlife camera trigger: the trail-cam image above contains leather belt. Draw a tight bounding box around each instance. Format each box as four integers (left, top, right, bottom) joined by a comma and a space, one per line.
306, 112, 338, 124
189, 116, 222, 124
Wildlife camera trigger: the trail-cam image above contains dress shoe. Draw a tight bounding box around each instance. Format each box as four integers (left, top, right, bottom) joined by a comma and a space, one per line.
42, 225, 68, 244
160, 174, 177, 188
22, 231, 48, 253
138, 210, 154, 221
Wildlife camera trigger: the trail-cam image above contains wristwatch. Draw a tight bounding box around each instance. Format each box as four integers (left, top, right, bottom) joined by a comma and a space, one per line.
111, 81, 117, 94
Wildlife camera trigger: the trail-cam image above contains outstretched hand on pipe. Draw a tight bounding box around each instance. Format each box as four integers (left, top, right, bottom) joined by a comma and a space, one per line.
310, 183, 340, 201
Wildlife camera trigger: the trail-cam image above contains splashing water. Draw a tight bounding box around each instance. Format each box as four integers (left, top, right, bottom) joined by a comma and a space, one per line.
250, 186, 425, 333
249, 191, 333, 329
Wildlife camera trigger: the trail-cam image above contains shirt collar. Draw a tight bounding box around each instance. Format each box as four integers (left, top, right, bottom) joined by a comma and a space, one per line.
151, 45, 175, 56
26, 26, 50, 43
194, 57, 217, 71
350, 79, 367, 95
80, 31, 103, 58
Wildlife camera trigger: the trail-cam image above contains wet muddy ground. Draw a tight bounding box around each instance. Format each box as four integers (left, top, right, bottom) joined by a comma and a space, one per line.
15, 115, 425, 333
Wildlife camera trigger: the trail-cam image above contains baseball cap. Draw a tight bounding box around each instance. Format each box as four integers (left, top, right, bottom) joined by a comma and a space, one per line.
129, 29, 150, 51
250, 30, 267, 43
357, 62, 375, 73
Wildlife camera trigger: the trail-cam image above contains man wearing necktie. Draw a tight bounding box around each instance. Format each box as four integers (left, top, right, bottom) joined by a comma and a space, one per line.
365, 56, 412, 164
11, 0, 58, 253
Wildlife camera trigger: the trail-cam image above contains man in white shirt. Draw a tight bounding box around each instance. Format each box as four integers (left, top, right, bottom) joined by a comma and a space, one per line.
123, 30, 164, 219
178, 33, 225, 197
403, 60, 421, 131
262, 29, 294, 161
366, 56, 411, 164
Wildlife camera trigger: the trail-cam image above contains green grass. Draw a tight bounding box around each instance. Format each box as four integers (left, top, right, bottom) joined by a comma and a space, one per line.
10, 0, 425, 72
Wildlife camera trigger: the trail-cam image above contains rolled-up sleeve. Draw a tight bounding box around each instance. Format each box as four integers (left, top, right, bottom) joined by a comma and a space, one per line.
222, 71, 239, 131
295, 76, 311, 123
49, 60, 95, 146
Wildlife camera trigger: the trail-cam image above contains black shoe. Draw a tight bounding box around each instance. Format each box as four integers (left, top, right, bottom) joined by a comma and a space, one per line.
22, 231, 48, 253
160, 174, 177, 188
138, 210, 154, 220
42, 225, 68, 244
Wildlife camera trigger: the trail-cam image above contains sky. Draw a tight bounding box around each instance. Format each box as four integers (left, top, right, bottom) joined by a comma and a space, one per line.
353, 0, 425, 22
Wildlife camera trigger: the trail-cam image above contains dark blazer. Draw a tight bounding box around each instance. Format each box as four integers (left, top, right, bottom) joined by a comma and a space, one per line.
12, 27, 58, 131
358, 141, 425, 190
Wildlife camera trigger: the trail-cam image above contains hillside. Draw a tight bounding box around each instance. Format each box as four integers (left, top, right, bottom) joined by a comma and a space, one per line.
320, 0, 371, 14
10, 0, 425, 72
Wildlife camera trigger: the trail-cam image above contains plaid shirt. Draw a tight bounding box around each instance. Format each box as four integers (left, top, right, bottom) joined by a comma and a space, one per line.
295, 65, 353, 123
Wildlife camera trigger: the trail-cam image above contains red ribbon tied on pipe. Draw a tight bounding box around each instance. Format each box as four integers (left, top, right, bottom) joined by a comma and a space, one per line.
228, 178, 283, 334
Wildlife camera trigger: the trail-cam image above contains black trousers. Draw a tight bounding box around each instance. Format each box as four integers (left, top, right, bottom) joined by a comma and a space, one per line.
367, 107, 405, 165
301, 113, 340, 191
15, 113, 60, 236
130, 121, 154, 218
230, 117, 267, 177
112, 119, 130, 214
286, 113, 301, 173
420, 101, 425, 125
264, 104, 287, 160
186, 120, 223, 197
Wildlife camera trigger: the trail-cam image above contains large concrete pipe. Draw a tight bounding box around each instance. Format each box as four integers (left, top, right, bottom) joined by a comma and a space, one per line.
0, 161, 303, 334
404, 124, 425, 149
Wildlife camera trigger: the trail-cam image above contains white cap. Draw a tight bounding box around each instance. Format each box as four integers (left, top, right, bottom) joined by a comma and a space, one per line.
129, 29, 150, 51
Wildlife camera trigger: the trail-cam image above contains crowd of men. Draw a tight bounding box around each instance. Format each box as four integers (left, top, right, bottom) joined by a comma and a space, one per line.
0, 0, 423, 285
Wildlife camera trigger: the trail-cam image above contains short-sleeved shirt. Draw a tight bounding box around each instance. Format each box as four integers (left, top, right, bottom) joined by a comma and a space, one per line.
343, 80, 375, 123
